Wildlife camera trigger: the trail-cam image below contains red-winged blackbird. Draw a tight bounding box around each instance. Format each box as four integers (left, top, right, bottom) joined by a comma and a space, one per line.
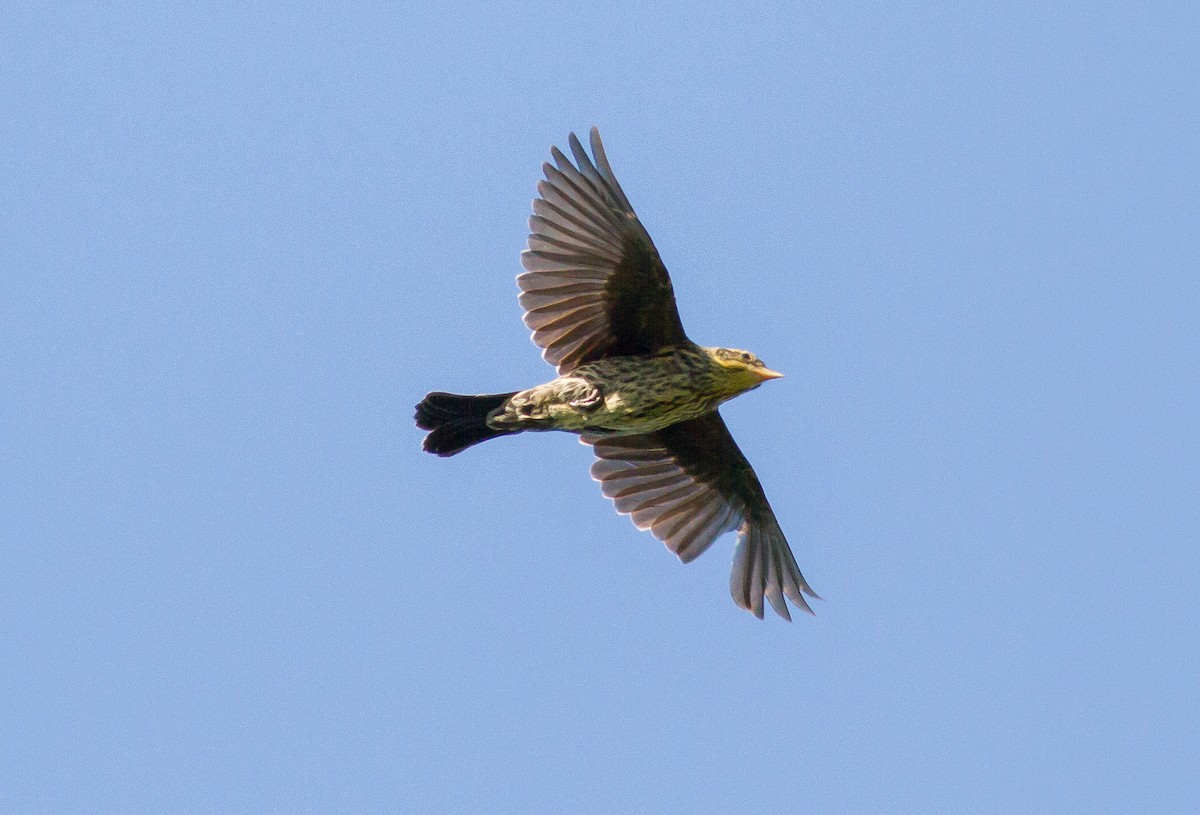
417, 128, 817, 619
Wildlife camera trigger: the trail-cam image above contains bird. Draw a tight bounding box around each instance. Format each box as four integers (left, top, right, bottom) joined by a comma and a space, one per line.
415, 128, 818, 620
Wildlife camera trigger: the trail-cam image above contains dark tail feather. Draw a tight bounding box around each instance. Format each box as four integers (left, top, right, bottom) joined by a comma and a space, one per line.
415, 391, 519, 456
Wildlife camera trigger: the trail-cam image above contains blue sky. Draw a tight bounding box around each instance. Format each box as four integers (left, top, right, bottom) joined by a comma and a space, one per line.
4, 2, 1198, 812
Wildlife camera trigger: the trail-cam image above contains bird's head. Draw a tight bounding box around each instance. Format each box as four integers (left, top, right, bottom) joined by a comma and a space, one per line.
706, 347, 784, 395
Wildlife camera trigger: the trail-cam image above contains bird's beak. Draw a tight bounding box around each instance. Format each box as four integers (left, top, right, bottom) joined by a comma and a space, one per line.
755, 367, 784, 381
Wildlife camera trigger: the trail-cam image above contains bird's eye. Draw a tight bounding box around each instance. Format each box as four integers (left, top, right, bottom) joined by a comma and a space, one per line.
740, 352, 753, 363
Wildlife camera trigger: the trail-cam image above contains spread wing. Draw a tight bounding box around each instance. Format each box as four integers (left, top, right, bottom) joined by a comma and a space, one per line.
518, 127, 690, 374
585, 413, 817, 620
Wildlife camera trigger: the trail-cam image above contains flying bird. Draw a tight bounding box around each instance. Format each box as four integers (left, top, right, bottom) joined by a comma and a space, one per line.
416, 128, 818, 619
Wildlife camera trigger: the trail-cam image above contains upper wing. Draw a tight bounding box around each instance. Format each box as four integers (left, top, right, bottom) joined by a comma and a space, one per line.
585, 413, 818, 620
518, 128, 689, 374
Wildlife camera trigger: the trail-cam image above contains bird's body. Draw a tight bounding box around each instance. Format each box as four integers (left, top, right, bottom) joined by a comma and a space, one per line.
491, 345, 781, 436
416, 128, 818, 620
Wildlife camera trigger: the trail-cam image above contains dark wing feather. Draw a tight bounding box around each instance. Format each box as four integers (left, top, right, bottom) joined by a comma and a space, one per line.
585, 413, 817, 620
519, 128, 689, 373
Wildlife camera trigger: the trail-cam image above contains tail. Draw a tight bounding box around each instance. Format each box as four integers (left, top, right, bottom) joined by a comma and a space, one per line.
415, 391, 519, 456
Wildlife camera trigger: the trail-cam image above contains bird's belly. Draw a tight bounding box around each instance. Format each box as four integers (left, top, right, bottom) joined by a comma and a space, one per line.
491, 356, 726, 436
579, 390, 715, 435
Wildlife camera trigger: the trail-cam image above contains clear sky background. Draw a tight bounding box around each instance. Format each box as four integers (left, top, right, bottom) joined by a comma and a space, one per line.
4, 2, 1198, 813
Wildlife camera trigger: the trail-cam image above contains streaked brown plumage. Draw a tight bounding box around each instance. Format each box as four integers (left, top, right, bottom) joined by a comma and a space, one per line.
416, 128, 818, 619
